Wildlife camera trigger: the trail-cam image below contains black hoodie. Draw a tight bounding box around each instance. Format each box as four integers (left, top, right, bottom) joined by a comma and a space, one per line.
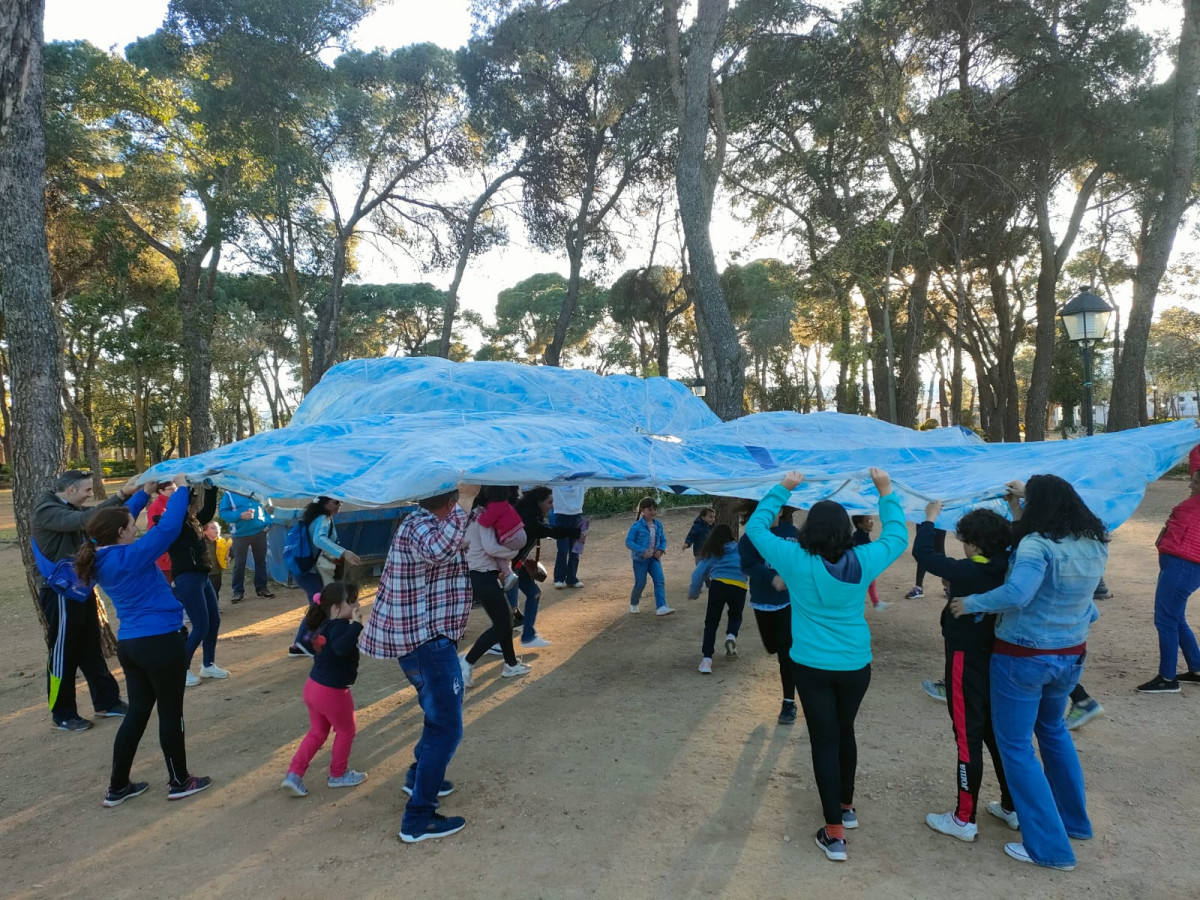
912, 521, 1009, 653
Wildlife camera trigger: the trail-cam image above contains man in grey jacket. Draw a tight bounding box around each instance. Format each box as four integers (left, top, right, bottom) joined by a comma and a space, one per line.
32, 470, 140, 731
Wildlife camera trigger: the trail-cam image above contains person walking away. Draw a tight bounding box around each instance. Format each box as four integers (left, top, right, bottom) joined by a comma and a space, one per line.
167, 485, 228, 687
1137, 444, 1200, 693
739, 500, 799, 724
687, 524, 746, 673
912, 500, 1017, 842
626, 497, 672, 616
746, 468, 907, 863
75, 474, 212, 806
551, 484, 587, 588
852, 515, 890, 612
359, 487, 472, 843
281, 582, 368, 796
32, 470, 141, 731
949, 474, 1108, 871
218, 491, 275, 603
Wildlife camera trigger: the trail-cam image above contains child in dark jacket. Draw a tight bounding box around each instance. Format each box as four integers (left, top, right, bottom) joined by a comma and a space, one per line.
913, 501, 1016, 842
852, 515, 891, 612
683, 507, 716, 560
166, 486, 225, 687
281, 582, 367, 797
687, 524, 747, 673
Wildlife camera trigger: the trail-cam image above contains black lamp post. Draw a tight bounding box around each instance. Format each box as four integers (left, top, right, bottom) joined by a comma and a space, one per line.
1059, 288, 1113, 436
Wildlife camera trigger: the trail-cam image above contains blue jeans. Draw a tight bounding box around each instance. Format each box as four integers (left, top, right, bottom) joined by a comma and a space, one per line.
293, 571, 324, 647
990, 653, 1091, 868
174, 572, 220, 668
506, 568, 542, 642
630, 557, 666, 609
552, 513, 583, 585
1154, 554, 1200, 679
398, 638, 464, 830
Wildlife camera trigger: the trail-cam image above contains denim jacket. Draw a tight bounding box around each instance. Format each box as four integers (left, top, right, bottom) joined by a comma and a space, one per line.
962, 533, 1107, 649
625, 518, 666, 561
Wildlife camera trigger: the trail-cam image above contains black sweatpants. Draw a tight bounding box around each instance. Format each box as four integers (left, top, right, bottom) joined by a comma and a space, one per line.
39, 586, 121, 721
944, 647, 1012, 822
752, 606, 794, 701
465, 570, 518, 666
793, 662, 871, 826
702, 581, 746, 658
111, 630, 190, 790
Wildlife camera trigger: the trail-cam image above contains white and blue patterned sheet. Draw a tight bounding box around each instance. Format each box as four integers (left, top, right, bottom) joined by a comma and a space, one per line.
145, 357, 1199, 531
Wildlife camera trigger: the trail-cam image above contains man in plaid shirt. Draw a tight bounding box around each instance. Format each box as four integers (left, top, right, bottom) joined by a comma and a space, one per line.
360, 487, 472, 843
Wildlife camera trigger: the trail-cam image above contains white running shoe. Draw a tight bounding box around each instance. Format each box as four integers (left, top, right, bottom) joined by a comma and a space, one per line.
698, 657, 713, 674
987, 801, 1019, 830
553, 581, 566, 588
501, 662, 531, 677
655, 605, 676, 616
458, 653, 474, 688
185, 671, 201, 687
521, 635, 551, 648
926, 811, 977, 842
629, 604, 640, 614
199, 664, 230, 679
873, 600, 893, 612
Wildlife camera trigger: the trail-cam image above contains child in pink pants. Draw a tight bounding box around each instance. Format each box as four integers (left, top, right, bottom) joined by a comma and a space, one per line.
281, 582, 367, 796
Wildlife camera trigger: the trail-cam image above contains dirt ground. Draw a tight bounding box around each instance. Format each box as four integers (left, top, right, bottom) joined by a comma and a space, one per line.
1, 479, 1198, 899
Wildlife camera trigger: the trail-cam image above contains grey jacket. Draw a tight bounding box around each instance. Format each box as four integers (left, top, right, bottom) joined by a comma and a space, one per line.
31, 490, 130, 562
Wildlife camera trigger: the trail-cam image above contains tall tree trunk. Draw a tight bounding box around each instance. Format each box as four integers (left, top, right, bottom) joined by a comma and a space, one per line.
283, 260, 312, 394
545, 241, 584, 367
896, 264, 931, 428
177, 244, 218, 454
835, 294, 852, 412
665, 0, 743, 425
312, 236, 348, 386
1110, 0, 1200, 431
0, 0, 64, 618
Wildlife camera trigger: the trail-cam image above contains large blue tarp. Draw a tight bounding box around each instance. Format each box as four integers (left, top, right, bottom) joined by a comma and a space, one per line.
145, 357, 1198, 531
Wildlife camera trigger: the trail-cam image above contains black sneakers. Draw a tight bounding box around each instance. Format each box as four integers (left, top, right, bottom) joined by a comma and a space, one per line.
815, 827, 847, 861
103, 781, 149, 807
1177, 671, 1200, 684
52, 715, 93, 732
399, 813, 466, 843
97, 701, 128, 718
778, 700, 798, 725
231, 594, 244, 604
256, 588, 276, 599
167, 775, 213, 800
1137, 675, 1181, 693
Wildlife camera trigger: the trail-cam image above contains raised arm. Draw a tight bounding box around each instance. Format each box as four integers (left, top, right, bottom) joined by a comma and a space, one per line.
410, 507, 469, 564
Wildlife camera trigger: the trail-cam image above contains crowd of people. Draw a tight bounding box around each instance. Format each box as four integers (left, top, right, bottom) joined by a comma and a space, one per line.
28, 443, 1200, 866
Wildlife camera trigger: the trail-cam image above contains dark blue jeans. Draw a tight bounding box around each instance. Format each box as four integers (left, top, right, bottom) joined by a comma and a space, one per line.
552, 513, 583, 585
174, 572, 220, 668
505, 567, 542, 642
1154, 553, 1200, 680
292, 571, 324, 647
399, 637, 464, 830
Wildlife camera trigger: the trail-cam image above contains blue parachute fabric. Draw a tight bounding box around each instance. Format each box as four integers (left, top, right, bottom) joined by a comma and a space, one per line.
145, 357, 1198, 531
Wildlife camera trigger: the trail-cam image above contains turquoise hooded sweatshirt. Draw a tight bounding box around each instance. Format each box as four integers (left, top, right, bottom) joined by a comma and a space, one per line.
745, 484, 908, 671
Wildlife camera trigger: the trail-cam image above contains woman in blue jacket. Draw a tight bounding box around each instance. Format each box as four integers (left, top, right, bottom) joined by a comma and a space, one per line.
687, 524, 746, 673
74, 474, 212, 807
950, 474, 1108, 872
746, 468, 907, 863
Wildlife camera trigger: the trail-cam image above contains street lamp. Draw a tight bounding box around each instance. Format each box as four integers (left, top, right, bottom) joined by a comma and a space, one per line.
1059, 288, 1113, 437
688, 378, 707, 398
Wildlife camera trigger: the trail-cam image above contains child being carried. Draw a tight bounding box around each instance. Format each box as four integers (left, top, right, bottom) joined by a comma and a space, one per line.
476, 487, 527, 590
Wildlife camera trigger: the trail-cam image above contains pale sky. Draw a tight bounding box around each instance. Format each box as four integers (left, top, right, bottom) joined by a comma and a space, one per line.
44, 0, 1197, 357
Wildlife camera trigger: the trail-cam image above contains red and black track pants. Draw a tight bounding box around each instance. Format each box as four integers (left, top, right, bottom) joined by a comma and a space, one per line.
945, 647, 1012, 823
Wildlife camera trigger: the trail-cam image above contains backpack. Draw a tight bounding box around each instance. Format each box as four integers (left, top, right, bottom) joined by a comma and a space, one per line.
283, 520, 319, 576
32, 538, 94, 603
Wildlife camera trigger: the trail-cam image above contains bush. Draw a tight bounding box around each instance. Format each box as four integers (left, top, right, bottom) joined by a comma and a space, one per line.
918, 418, 939, 431
582, 487, 715, 519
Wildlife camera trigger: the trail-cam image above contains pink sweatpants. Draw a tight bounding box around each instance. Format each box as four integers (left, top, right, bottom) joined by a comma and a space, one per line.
867, 581, 880, 606
288, 678, 357, 778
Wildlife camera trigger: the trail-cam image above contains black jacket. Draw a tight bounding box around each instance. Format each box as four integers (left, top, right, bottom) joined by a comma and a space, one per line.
310, 618, 363, 688
912, 521, 1009, 652
513, 498, 579, 562
165, 487, 218, 576
32, 490, 131, 562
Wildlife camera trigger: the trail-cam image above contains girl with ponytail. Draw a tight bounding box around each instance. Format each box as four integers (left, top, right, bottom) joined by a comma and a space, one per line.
76, 473, 212, 807
281, 582, 368, 797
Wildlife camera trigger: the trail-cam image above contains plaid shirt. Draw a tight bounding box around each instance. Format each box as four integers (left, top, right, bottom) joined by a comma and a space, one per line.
359, 505, 470, 659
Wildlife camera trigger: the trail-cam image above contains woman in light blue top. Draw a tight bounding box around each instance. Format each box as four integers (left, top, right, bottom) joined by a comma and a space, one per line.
950, 474, 1107, 872
746, 468, 906, 864
289, 496, 362, 658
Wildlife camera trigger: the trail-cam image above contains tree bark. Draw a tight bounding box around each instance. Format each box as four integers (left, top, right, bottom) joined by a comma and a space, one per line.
665, 0, 744, 423
176, 244, 219, 454
1109, 0, 1200, 431
0, 0, 64, 618
895, 263, 931, 428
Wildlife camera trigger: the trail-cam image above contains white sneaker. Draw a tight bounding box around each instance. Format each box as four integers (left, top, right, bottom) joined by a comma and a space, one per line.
458, 653, 474, 689
568, 581, 584, 589
655, 606, 676, 616
987, 801, 1020, 830
485, 644, 504, 656
553, 581, 566, 589
502, 572, 519, 591
873, 600, 893, 612
630, 604, 640, 614
521, 635, 551, 648
199, 664, 230, 679
185, 670, 201, 687
501, 662, 531, 677
698, 657, 713, 674
1004, 841, 1074, 871
925, 811, 977, 842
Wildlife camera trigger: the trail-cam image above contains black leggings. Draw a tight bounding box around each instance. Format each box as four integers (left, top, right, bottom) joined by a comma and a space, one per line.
702, 581, 746, 658
915, 529, 947, 587
465, 570, 517, 666
752, 606, 794, 701
112, 630, 190, 790
793, 662, 871, 826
